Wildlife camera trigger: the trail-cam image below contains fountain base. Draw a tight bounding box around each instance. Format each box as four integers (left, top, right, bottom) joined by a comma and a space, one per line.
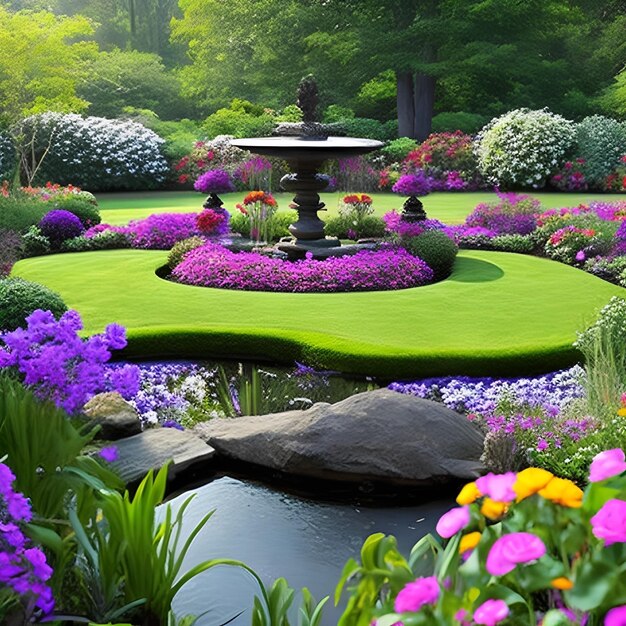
276, 237, 379, 260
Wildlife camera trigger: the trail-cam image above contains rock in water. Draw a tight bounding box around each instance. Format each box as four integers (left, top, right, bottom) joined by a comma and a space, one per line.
194, 389, 484, 486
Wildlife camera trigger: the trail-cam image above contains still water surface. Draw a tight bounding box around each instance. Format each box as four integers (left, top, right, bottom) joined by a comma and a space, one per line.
166, 476, 452, 626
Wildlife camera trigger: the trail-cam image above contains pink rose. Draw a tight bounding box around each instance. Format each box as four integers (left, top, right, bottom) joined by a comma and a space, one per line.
474, 599, 509, 626
436, 506, 470, 539
476, 472, 517, 502
605, 605, 626, 626
591, 499, 626, 545
589, 449, 626, 482
486, 532, 546, 576
394, 576, 439, 613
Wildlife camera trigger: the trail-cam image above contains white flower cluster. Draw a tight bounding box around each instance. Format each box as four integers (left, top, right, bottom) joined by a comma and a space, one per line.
18, 112, 169, 191
474, 108, 576, 188
0, 131, 14, 180
574, 295, 626, 354
576, 115, 626, 185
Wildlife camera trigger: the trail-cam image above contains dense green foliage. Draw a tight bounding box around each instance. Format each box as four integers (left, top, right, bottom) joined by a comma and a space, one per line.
0, 194, 49, 232
0, 276, 67, 331
402, 230, 459, 281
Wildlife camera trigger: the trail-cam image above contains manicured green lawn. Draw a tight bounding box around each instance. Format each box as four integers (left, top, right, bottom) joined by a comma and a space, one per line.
12, 248, 625, 379
97, 190, 623, 227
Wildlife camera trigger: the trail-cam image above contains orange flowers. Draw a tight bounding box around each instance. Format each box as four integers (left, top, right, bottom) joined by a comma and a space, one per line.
514, 467, 554, 501
538, 476, 583, 508
243, 190, 277, 207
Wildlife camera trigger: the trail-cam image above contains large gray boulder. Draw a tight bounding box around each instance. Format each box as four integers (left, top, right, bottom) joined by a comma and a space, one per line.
83, 392, 142, 440
194, 389, 484, 486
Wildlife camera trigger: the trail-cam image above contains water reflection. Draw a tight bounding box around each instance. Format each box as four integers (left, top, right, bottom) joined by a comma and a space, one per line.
166, 476, 452, 626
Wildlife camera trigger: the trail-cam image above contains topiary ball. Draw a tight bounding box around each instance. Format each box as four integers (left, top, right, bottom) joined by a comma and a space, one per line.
402, 229, 459, 281
0, 277, 67, 331
39, 209, 85, 245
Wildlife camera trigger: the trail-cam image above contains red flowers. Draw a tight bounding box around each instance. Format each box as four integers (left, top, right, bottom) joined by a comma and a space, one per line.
243, 190, 277, 207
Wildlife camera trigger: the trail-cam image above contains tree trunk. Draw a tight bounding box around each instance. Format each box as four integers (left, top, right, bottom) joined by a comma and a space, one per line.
396, 72, 415, 138
129, 0, 136, 48
413, 73, 435, 141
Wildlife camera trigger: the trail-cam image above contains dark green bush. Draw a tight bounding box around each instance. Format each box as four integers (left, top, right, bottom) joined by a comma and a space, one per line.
489, 234, 536, 254
324, 215, 386, 240
0, 195, 49, 233
168, 236, 205, 269
21, 226, 51, 257
431, 112, 490, 134
322, 105, 355, 123
53, 196, 101, 227
60, 235, 93, 253
335, 117, 392, 141
402, 230, 459, 280
0, 277, 67, 331
60, 230, 132, 253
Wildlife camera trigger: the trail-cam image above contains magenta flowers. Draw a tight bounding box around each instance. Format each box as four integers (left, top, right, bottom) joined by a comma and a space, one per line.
436, 506, 470, 539
486, 532, 546, 576
590, 499, 626, 545
605, 606, 626, 626
193, 169, 235, 194
475, 472, 517, 503
172, 244, 434, 293
394, 576, 439, 613
589, 448, 626, 482
473, 599, 510, 626
392, 172, 433, 197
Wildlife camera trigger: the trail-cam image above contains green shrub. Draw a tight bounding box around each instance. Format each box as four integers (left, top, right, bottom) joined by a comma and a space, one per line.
431, 111, 489, 134
53, 195, 101, 227
489, 234, 536, 254
0, 194, 49, 233
21, 225, 51, 257
0, 277, 67, 331
203, 100, 274, 139
168, 236, 206, 269
584, 255, 626, 286
576, 115, 626, 187
335, 117, 392, 141
324, 215, 386, 240
61, 231, 132, 253
381, 138, 418, 165
275, 104, 303, 123
322, 104, 355, 123
230, 210, 296, 241
401, 230, 458, 280
60, 235, 93, 253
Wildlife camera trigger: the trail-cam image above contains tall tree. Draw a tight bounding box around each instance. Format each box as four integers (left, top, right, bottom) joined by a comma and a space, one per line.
0, 7, 97, 125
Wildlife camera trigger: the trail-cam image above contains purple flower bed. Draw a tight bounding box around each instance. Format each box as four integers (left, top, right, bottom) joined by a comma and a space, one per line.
172, 244, 434, 292
392, 172, 433, 197
465, 192, 540, 235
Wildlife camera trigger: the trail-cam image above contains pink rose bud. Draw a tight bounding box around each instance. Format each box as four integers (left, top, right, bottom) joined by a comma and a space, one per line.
589, 449, 626, 482
436, 506, 470, 539
591, 499, 626, 545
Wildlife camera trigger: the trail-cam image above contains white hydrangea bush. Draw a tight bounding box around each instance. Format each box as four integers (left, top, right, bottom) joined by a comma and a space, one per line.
576, 115, 626, 186
0, 131, 15, 180
17, 112, 169, 191
474, 108, 576, 188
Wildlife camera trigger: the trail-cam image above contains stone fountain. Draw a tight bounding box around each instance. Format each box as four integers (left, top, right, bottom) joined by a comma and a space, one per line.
231, 76, 383, 259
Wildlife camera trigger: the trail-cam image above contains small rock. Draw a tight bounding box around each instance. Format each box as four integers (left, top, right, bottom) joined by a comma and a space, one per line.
83, 392, 142, 440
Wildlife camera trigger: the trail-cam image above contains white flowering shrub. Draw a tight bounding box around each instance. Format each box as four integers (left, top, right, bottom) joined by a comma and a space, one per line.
0, 132, 15, 180
474, 108, 576, 188
576, 115, 626, 187
17, 112, 169, 191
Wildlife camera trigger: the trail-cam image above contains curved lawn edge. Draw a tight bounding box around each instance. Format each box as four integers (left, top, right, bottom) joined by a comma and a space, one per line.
10, 248, 626, 379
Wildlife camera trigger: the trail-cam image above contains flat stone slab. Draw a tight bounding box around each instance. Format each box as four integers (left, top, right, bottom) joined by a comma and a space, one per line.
194, 388, 484, 486
110, 428, 216, 484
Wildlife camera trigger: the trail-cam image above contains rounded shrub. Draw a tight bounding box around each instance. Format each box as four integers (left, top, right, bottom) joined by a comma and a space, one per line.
0, 277, 67, 331
489, 234, 536, 254
54, 196, 101, 227
401, 229, 459, 280
15, 112, 169, 191
475, 108, 576, 188
39, 210, 85, 246
324, 215, 386, 240
576, 115, 626, 187
168, 236, 206, 269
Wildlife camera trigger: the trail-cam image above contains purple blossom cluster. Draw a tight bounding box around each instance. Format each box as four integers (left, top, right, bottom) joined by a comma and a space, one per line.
0, 462, 54, 617
193, 169, 236, 194
86, 213, 203, 250
465, 192, 540, 235
172, 244, 434, 292
590, 200, 626, 221
0, 309, 140, 414
39, 209, 84, 245
392, 172, 433, 197
388, 366, 584, 415
382, 211, 447, 239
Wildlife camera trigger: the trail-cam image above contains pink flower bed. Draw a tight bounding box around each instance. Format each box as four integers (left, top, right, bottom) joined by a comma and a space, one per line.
172, 244, 434, 292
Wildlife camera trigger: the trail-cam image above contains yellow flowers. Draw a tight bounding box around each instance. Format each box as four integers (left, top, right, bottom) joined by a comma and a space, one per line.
551, 577, 574, 590
538, 477, 583, 508
459, 532, 482, 555
514, 467, 554, 501
480, 498, 508, 520
456, 481, 481, 505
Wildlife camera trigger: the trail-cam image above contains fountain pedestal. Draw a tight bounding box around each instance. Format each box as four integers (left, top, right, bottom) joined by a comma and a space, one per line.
230, 136, 383, 259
